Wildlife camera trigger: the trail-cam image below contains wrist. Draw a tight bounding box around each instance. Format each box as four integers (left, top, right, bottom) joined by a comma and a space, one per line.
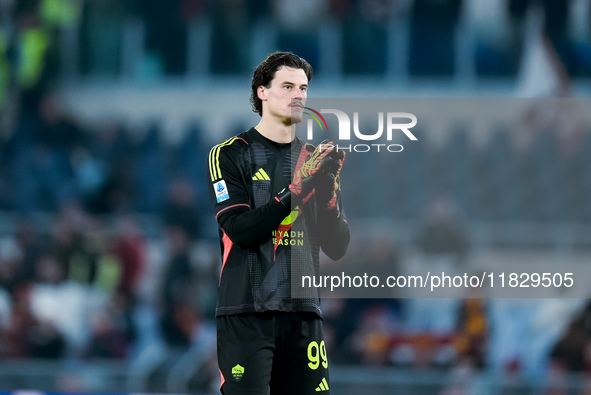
276, 187, 292, 208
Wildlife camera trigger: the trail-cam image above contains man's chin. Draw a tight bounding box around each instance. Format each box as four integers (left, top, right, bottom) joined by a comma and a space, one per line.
290, 114, 303, 124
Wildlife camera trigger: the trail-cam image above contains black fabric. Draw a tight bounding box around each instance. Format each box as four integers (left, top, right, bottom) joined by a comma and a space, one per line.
206, 128, 350, 318
217, 313, 330, 395
217, 199, 290, 249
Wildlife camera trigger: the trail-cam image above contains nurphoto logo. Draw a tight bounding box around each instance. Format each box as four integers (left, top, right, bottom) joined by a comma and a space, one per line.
303, 107, 418, 153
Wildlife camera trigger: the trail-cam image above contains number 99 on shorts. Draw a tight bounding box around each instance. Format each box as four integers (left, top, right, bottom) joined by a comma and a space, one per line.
307, 340, 328, 370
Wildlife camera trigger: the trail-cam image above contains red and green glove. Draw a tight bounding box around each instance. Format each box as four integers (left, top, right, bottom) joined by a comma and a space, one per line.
276, 140, 336, 207
315, 148, 345, 210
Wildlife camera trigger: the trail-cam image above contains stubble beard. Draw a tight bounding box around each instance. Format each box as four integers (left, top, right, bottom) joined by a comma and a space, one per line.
290, 106, 304, 125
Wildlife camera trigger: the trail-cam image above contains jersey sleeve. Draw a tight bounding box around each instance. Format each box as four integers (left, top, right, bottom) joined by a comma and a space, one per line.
206, 138, 251, 218
316, 188, 350, 261
206, 139, 290, 249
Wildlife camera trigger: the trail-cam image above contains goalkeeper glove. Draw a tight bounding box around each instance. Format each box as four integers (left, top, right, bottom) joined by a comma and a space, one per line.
315, 148, 345, 210
276, 140, 335, 207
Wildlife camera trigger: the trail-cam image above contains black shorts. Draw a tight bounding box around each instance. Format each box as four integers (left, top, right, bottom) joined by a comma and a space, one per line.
217, 312, 330, 395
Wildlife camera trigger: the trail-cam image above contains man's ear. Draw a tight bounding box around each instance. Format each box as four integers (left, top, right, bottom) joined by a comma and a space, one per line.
257, 85, 266, 101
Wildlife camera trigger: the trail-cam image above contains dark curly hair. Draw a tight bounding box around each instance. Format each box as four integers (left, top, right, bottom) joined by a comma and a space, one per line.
250, 52, 313, 116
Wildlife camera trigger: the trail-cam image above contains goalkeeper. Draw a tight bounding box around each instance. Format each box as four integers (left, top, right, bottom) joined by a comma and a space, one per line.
206, 52, 349, 395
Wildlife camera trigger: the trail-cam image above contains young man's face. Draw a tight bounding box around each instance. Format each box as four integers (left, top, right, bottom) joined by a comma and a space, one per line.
258, 66, 308, 125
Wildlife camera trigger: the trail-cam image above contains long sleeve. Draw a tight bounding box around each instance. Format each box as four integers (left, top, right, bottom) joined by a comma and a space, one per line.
206, 136, 291, 249
217, 199, 290, 249
317, 200, 350, 261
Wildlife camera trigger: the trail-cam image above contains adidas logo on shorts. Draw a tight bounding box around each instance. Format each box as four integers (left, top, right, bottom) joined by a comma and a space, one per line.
315, 377, 329, 392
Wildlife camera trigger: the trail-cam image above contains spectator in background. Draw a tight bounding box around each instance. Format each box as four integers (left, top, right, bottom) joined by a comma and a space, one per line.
90, 157, 136, 214
11, 91, 87, 212
163, 178, 202, 241
49, 202, 98, 285
351, 303, 400, 366
159, 225, 199, 348
445, 297, 488, 395
14, 0, 53, 114
549, 300, 591, 373
0, 207, 148, 360
365, 236, 403, 299
1, 253, 75, 360
36, 92, 86, 154
22, 141, 70, 212
2, 284, 44, 358
514, 0, 586, 153
13, 219, 44, 285
0, 287, 11, 355
0, 0, 80, 116
30, 251, 84, 357
509, 0, 574, 75
319, 298, 357, 364
112, 216, 145, 298
36, 92, 87, 205
537, 0, 572, 73
30, 322, 68, 358
0, 241, 23, 297
86, 290, 137, 359
86, 308, 128, 359
321, 235, 404, 365
71, 146, 107, 212
452, 289, 488, 370
29, 253, 69, 358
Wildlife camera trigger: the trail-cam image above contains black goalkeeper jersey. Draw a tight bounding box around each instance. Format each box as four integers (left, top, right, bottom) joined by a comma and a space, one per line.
206, 128, 350, 318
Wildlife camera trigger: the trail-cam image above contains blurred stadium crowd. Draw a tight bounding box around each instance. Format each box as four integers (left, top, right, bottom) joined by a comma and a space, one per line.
0, 0, 591, 393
